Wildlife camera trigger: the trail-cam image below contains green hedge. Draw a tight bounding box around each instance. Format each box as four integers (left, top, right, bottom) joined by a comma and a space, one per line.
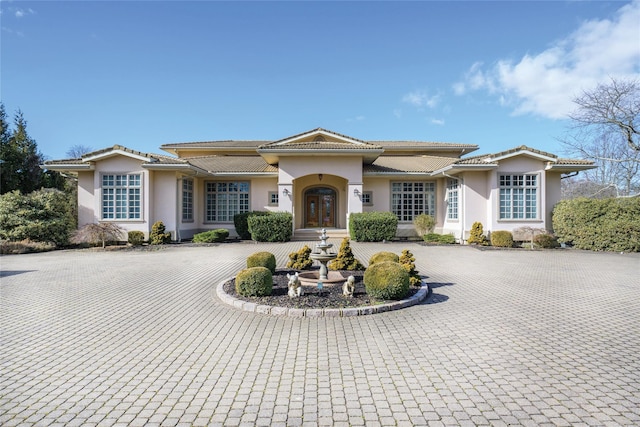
364, 261, 410, 300
128, 231, 145, 246
235, 267, 273, 297
490, 231, 514, 248
247, 212, 293, 242
234, 211, 270, 240
423, 233, 456, 244
349, 211, 398, 242
247, 251, 277, 274
193, 228, 229, 243
553, 197, 640, 252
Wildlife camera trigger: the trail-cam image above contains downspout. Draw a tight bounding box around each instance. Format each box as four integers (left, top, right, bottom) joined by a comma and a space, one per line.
443, 173, 464, 243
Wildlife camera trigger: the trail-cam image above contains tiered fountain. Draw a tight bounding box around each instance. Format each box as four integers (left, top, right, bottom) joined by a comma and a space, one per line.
297, 228, 347, 286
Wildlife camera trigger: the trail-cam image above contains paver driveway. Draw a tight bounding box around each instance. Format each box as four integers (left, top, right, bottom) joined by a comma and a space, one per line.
1, 242, 639, 426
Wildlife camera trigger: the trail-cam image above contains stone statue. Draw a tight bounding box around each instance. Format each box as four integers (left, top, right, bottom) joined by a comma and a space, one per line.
287, 272, 303, 298
342, 275, 355, 297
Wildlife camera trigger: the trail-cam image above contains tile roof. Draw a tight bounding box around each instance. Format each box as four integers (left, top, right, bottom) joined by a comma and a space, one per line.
185, 156, 278, 173
259, 141, 382, 151
161, 140, 268, 149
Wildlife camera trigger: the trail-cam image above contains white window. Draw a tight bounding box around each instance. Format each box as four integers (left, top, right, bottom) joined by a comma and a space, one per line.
206, 181, 249, 222
446, 179, 459, 220
182, 179, 194, 221
268, 191, 279, 206
499, 174, 538, 219
361, 191, 372, 206
391, 182, 435, 222
102, 174, 141, 220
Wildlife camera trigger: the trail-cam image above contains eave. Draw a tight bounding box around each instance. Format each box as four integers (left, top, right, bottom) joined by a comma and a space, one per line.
430, 163, 498, 176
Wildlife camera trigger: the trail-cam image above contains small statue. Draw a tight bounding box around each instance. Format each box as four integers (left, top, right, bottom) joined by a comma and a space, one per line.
342, 275, 355, 297
287, 272, 303, 298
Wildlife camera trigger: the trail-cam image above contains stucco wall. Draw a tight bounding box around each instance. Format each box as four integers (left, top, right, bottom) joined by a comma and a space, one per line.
77, 171, 95, 227
151, 171, 178, 239
545, 172, 562, 231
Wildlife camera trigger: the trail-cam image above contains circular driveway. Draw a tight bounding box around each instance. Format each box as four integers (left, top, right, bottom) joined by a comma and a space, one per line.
1, 242, 639, 426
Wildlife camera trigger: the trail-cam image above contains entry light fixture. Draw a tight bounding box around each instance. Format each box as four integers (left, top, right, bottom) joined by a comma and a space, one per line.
354, 188, 360, 196
283, 188, 290, 196
318, 174, 323, 181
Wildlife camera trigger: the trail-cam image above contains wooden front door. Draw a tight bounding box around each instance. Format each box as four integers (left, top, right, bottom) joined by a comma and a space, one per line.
305, 189, 335, 228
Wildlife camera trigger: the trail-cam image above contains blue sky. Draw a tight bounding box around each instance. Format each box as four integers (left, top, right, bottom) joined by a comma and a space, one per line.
2, 1, 639, 160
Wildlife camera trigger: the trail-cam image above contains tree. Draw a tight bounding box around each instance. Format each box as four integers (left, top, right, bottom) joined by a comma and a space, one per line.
66, 144, 93, 158
562, 78, 640, 197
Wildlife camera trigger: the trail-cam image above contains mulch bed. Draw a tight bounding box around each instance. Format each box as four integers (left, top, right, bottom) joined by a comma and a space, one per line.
223, 269, 420, 310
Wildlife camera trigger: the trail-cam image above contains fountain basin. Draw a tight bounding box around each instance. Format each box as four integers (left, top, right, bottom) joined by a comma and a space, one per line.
297, 270, 349, 286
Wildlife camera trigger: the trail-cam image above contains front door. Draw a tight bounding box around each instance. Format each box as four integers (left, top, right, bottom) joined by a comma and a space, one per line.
305, 188, 336, 228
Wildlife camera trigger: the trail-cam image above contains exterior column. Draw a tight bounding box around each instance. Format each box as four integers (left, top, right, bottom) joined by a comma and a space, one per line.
347, 182, 363, 232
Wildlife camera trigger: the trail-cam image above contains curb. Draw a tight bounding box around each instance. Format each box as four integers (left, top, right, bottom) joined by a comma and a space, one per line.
216, 278, 430, 317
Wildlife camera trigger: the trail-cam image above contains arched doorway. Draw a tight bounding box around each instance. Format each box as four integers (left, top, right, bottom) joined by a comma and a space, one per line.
304, 187, 336, 228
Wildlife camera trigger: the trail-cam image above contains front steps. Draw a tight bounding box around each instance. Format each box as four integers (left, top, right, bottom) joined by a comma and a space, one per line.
292, 228, 349, 241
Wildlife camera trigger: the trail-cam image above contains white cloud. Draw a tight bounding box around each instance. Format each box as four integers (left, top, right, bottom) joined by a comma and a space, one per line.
430, 118, 445, 126
14, 7, 35, 18
455, 0, 640, 119
346, 115, 365, 122
402, 90, 440, 109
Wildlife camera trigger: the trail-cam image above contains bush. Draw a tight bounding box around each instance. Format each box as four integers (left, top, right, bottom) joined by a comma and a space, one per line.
287, 245, 314, 270
467, 221, 488, 245
413, 214, 436, 236
234, 211, 270, 240
72, 223, 125, 248
491, 230, 514, 248
399, 249, 421, 287
533, 233, 560, 249
328, 238, 365, 271
247, 212, 292, 242
247, 251, 277, 274
1, 239, 56, 254
0, 189, 74, 246
149, 221, 171, 245
193, 228, 229, 243
369, 251, 399, 265
423, 233, 456, 244
364, 261, 410, 300
128, 231, 145, 246
235, 267, 273, 297
553, 197, 640, 252
349, 211, 398, 242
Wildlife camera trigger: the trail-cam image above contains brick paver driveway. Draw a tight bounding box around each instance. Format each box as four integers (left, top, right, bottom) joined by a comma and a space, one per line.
1, 242, 639, 426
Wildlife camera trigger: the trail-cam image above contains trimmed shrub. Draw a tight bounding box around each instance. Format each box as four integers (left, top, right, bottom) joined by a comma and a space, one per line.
0, 189, 74, 246
491, 230, 514, 248
423, 233, 456, 244
553, 197, 640, 252
364, 261, 410, 300
413, 214, 436, 236
247, 212, 293, 242
287, 245, 313, 270
328, 238, 365, 271
399, 249, 421, 287
533, 233, 560, 249
247, 251, 277, 274
149, 221, 171, 245
193, 228, 229, 243
467, 221, 488, 245
349, 211, 398, 242
235, 266, 273, 297
128, 231, 145, 246
234, 211, 270, 240
369, 251, 400, 265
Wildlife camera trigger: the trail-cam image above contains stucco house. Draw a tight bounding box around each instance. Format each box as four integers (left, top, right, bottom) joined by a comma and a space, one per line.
44, 127, 594, 242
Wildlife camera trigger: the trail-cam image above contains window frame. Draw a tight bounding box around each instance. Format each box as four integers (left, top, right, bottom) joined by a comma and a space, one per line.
361, 191, 373, 206
182, 178, 194, 222
446, 178, 459, 221
204, 180, 250, 223
499, 173, 539, 220
390, 181, 436, 222
101, 173, 143, 221
268, 191, 279, 206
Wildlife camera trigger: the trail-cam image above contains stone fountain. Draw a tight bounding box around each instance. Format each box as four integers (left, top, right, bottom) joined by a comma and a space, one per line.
297, 228, 347, 286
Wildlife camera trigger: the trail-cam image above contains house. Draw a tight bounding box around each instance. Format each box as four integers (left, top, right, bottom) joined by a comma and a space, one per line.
43, 127, 595, 242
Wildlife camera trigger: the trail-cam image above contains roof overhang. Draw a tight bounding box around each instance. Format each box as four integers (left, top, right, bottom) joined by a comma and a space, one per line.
545, 164, 597, 173
83, 148, 151, 162
430, 163, 498, 176
141, 163, 211, 176
41, 163, 94, 172
257, 149, 383, 165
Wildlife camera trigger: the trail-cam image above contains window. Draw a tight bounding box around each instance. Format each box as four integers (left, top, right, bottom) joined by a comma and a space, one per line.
102, 173, 141, 220
361, 191, 372, 205
182, 179, 193, 221
446, 179, 459, 220
391, 182, 435, 221
268, 191, 279, 206
206, 181, 249, 222
499, 174, 538, 219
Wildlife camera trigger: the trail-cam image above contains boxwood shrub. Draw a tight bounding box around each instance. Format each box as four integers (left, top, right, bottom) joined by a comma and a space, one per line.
553, 197, 640, 252
247, 212, 293, 242
192, 228, 229, 243
491, 230, 514, 248
349, 211, 398, 242
364, 261, 410, 300
287, 245, 313, 270
533, 233, 559, 249
247, 251, 277, 274
235, 266, 273, 297
423, 233, 456, 244
369, 251, 399, 265
234, 211, 270, 240
128, 231, 145, 246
